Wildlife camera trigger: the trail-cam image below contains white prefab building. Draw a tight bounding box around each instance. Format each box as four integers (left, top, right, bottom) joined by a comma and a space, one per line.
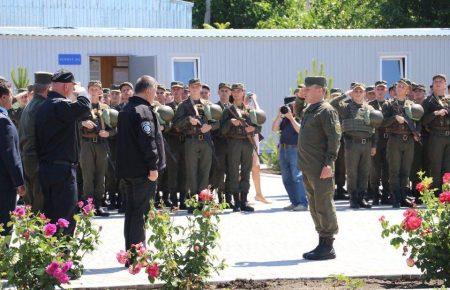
0, 27, 449, 137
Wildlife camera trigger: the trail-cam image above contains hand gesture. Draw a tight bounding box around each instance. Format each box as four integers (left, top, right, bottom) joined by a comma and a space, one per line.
231, 118, 241, 127
201, 124, 212, 133
82, 120, 97, 129
245, 126, 255, 133
395, 115, 405, 124
98, 130, 109, 138
320, 165, 333, 179
189, 117, 200, 126
17, 185, 25, 197
148, 170, 158, 182
435, 109, 448, 116
371, 148, 377, 156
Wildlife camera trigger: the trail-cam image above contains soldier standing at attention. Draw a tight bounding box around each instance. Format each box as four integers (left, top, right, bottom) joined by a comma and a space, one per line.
116, 75, 165, 251
221, 83, 261, 212
330, 83, 382, 209
422, 74, 449, 190
35, 70, 90, 235
18, 72, 53, 212
173, 79, 215, 212
79, 81, 114, 217
210, 83, 231, 205
382, 79, 422, 208
368, 81, 390, 205
298, 76, 340, 260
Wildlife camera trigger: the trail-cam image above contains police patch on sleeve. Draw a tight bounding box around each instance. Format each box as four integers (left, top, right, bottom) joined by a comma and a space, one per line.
141, 121, 152, 135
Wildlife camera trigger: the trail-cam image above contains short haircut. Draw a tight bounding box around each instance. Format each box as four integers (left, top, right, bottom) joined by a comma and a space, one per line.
0, 83, 11, 97
135, 75, 157, 94
34, 83, 50, 94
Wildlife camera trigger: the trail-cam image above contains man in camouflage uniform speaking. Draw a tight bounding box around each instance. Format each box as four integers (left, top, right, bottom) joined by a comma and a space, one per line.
298, 76, 341, 260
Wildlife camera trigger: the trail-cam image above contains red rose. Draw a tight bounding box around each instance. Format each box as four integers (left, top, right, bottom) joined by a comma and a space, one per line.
403, 215, 422, 231
403, 208, 418, 218
438, 191, 450, 204
443, 172, 450, 184
202, 211, 211, 218
146, 263, 159, 278
199, 189, 214, 202
415, 182, 425, 192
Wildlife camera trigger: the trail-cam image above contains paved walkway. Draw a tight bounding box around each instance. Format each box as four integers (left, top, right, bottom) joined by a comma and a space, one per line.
67, 173, 420, 289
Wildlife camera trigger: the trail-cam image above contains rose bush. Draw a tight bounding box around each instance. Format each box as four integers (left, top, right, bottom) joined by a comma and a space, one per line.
0, 199, 100, 290
380, 172, 450, 286
117, 188, 227, 289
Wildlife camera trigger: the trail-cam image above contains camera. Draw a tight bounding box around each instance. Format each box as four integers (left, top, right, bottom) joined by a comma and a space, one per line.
280, 105, 290, 115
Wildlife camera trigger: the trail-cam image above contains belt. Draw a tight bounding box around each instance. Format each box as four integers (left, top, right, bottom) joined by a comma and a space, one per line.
346, 137, 371, 144
383, 132, 389, 139
185, 134, 206, 141
430, 130, 450, 137
82, 136, 104, 143
390, 133, 412, 141
43, 160, 77, 167
227, 135, 248, 140
279, 144, 297, 149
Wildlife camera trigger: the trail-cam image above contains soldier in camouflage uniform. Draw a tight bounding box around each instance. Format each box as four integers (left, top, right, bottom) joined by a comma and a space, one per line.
298, 76, 340, 260
368, 81, 390, 205
422, 74, 449, 191
382, 79, 423, 208
330, 83, 381, 209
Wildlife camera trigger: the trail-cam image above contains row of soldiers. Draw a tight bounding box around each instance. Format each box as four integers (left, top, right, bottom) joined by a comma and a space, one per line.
9, 71, 267, 216
294, 74, 449, 209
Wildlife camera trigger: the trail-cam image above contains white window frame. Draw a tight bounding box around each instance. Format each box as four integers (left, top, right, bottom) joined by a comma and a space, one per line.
379, 55, 408, 81
171, 57, 201, 82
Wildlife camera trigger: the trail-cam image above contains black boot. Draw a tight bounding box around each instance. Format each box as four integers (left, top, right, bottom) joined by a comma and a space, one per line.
371, 189, 381, 206
400, 188, 414, 207
240, 192, 254, 212
392, 191, 401, 208
380, 189, 391, 205
170, 192, 178, 209
179, 192, 187, 210
334, 186, 348, 200
349, 192, 360, 209
225, 193, 233, 208
95, 199, 110, 217
232, 193, 241, 212
162, 191, 173, 208
302, 237, 324, 259
305, 237, 336, 260
358, 192, 372, 209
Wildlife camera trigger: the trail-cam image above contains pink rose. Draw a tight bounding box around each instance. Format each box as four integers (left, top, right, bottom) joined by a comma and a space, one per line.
415, 182, 425, 192
116, 250, 129, 265
57, 218, 69, 229
61, 261, 73, 273
45, 261, 59, 275
12, 206, 26, 218
43, 223, 57, 237
87, 197, 94, 204
403, 215, 422, 231
53, 268, 70, 284
77, 201, 84, 208
406, 257, 415, 267
82, 204, 95, 215
439, 191, 450, 204
199, 189, 214, 202
39, 213, 47, 220
378, 215, 385, 222
443, 172, 450, 184
128, 263, 142, 275
403, 208, 418, 218
146, 263, 159, 278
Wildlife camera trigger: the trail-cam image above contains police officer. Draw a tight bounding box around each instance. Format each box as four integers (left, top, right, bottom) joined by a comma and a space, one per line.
382, 78, 422, 208
162, 81, 188, 209
221, 83, 260, 212
0, 82, 25, 236
173, 78, 215, 212
18, 72, 53, 212
330, 83, 380, 209
35, 70, 90, 235
116, 75, 165, 251
298, 76, 340, 260
80, 81, 115, 217
368, 80, 390, 205
210, 83, 231, 205
422, 74, 449, 190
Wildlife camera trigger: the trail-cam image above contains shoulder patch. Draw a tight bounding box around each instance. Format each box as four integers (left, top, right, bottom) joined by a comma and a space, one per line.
335, 122, 342, 134
141, 121, 152, 135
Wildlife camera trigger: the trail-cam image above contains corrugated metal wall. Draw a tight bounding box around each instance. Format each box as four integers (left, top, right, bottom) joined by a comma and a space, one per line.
0, 35, 448, 137
0, 0, 192, 28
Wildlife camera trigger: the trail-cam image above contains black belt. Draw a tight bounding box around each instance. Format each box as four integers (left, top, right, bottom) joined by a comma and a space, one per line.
82, 137, 105, 143
430, 130, 450, 137
43, 160, 77, 167
279, 143, 297, 149
185, 134, 206, 141
390, 133, 412, 141
346, 137, 371, 144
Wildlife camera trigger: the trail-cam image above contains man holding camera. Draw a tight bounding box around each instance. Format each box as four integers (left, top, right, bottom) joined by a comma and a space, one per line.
272, 97, 308, 211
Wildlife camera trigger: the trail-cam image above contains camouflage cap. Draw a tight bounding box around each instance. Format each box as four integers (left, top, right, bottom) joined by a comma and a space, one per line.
170, 81, 184, 88
119, 82, 134, 90
110, 84, 120, 92
188, 78, 201, 86
330, 88, 342, 95
34, 71, 53, 85
297, 84, 306, 89
374, 80, 387, 87
413, 84, 426, 92
202, 84, 210, 90
365, 86, 374, 93
88, 80, 102, 89
157, 84, 166, 91
218, 82, 231, 90
231, 83, 245, 90
351, 82, 366, 90
397, 78, 411, 87
103, 88, 110, 94
432, 74, 447, 81
305, 76, 327, 87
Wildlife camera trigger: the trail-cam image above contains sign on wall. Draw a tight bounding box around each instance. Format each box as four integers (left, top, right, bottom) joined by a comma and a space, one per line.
58, 54, 82, 65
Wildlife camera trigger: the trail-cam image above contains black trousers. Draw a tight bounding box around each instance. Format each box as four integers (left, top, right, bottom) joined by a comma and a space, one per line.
0, 189, 16, 236
122, 176, 156, 251
39, 163, 78, 235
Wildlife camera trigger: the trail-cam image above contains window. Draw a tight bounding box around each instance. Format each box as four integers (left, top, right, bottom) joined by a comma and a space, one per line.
173, 58, 199, 84
380, 56, 407, 88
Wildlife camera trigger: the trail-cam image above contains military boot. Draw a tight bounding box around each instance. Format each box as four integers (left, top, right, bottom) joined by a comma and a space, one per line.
349, 192, 360, 209
94, 198, 110, 217
232, 193, 241, 212
400, 187, 414, 207
302, 236, 324, 259
380, 189, 391, 205
240, 192, 254, 212
161, 191, 173, 208
225, 193, 233, 208
304, 237, 336, 260
334, 186, 348, 200
170, 192, 178, 209
392, 191, 401, 208
358, 192, 372, 209
179, 192, 187, 210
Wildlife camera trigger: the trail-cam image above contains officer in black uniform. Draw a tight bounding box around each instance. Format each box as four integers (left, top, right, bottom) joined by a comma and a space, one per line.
35, 70, 90, 235
116, 75, 165, 251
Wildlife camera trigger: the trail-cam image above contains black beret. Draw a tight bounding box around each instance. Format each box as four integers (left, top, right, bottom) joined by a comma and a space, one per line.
51, 69, 76, 83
